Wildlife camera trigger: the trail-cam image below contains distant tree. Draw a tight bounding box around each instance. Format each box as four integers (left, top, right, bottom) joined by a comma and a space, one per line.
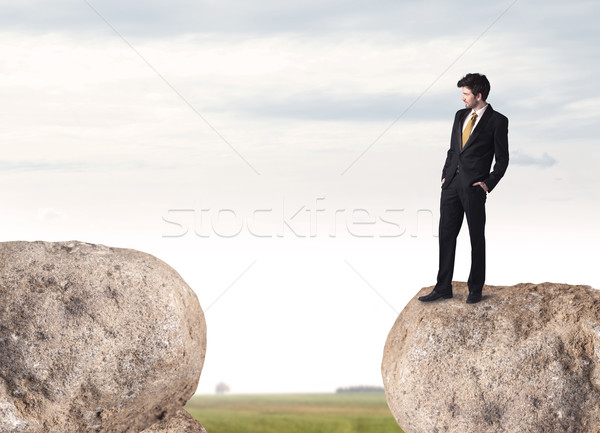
215, 382, 231, 394
336, 385, 385, 393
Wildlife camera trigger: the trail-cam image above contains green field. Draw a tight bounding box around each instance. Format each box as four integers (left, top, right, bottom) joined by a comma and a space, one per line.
185, 393, 404, 433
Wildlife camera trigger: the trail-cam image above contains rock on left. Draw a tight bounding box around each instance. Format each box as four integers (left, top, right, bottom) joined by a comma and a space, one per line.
0, 241, 207, 433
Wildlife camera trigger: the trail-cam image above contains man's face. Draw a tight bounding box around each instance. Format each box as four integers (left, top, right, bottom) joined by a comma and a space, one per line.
461, 87, 480, 110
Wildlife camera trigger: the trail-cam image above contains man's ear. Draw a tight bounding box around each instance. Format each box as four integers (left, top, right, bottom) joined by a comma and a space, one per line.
476, 93, 483, 101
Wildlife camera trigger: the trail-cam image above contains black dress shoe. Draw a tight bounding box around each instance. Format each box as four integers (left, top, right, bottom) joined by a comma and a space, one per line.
466, 293, 482, 304
418, 290, 453, 302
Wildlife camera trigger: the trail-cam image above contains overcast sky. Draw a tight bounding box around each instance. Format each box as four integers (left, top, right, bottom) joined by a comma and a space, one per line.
1, 0, 599, 394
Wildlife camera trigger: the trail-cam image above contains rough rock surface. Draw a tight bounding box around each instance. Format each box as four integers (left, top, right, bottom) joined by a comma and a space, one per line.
382, 282, 600, 433
0, 241, 207, 433
141, 408, 207, 433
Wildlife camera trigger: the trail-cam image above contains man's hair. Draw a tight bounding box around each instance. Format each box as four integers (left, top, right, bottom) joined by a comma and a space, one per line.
457, 73, 490, 101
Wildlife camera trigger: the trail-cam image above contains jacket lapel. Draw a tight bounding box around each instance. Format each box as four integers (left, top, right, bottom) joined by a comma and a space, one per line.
460, 104, 494, 153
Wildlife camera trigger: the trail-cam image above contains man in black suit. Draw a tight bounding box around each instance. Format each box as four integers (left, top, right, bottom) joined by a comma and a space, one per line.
419, 73, 509, 304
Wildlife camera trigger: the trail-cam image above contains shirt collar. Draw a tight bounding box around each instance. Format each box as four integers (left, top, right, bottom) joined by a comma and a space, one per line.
471, 104, 488, 118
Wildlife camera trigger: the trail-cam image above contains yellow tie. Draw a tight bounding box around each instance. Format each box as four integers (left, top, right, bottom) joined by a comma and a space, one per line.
462, 113, 478, 148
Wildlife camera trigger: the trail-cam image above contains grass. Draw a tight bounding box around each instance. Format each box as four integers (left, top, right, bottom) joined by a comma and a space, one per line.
185, 392, 404, 433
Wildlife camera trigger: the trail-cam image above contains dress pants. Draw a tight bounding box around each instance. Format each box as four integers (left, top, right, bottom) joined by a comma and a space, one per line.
435, 170, 487, 295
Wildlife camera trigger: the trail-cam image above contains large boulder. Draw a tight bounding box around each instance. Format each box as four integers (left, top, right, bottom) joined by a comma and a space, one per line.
382, 282, 600, 433
0, 241, 206, 433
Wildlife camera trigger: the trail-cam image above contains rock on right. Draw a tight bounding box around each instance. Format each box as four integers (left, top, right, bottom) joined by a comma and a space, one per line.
381, 281, 600, 433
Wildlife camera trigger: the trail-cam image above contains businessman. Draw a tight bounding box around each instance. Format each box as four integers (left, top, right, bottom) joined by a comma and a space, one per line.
419, 73, 509, 304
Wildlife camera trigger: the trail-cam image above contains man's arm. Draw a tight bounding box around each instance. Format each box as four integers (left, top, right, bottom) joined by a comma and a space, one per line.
441, 111, 462, 182
441, 146, 454, 183
483, 115, 509, 193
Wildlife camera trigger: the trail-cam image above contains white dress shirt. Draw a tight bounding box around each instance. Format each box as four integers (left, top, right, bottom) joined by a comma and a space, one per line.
462, 104, 488, 133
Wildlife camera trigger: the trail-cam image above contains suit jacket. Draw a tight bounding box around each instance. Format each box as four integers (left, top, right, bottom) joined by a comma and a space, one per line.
441, 104, 509, 193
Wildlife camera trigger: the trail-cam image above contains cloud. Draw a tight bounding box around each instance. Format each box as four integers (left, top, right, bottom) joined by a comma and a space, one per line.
0, 160, 181, 173
236, 91, 454, 122
510, 151, 557, 168
0, 1, 474, 36
37, 207, 68, 222
1, 0, 572, 40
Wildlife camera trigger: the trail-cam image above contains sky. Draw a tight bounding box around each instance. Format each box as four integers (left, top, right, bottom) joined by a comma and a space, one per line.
1, 0, 599, 394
